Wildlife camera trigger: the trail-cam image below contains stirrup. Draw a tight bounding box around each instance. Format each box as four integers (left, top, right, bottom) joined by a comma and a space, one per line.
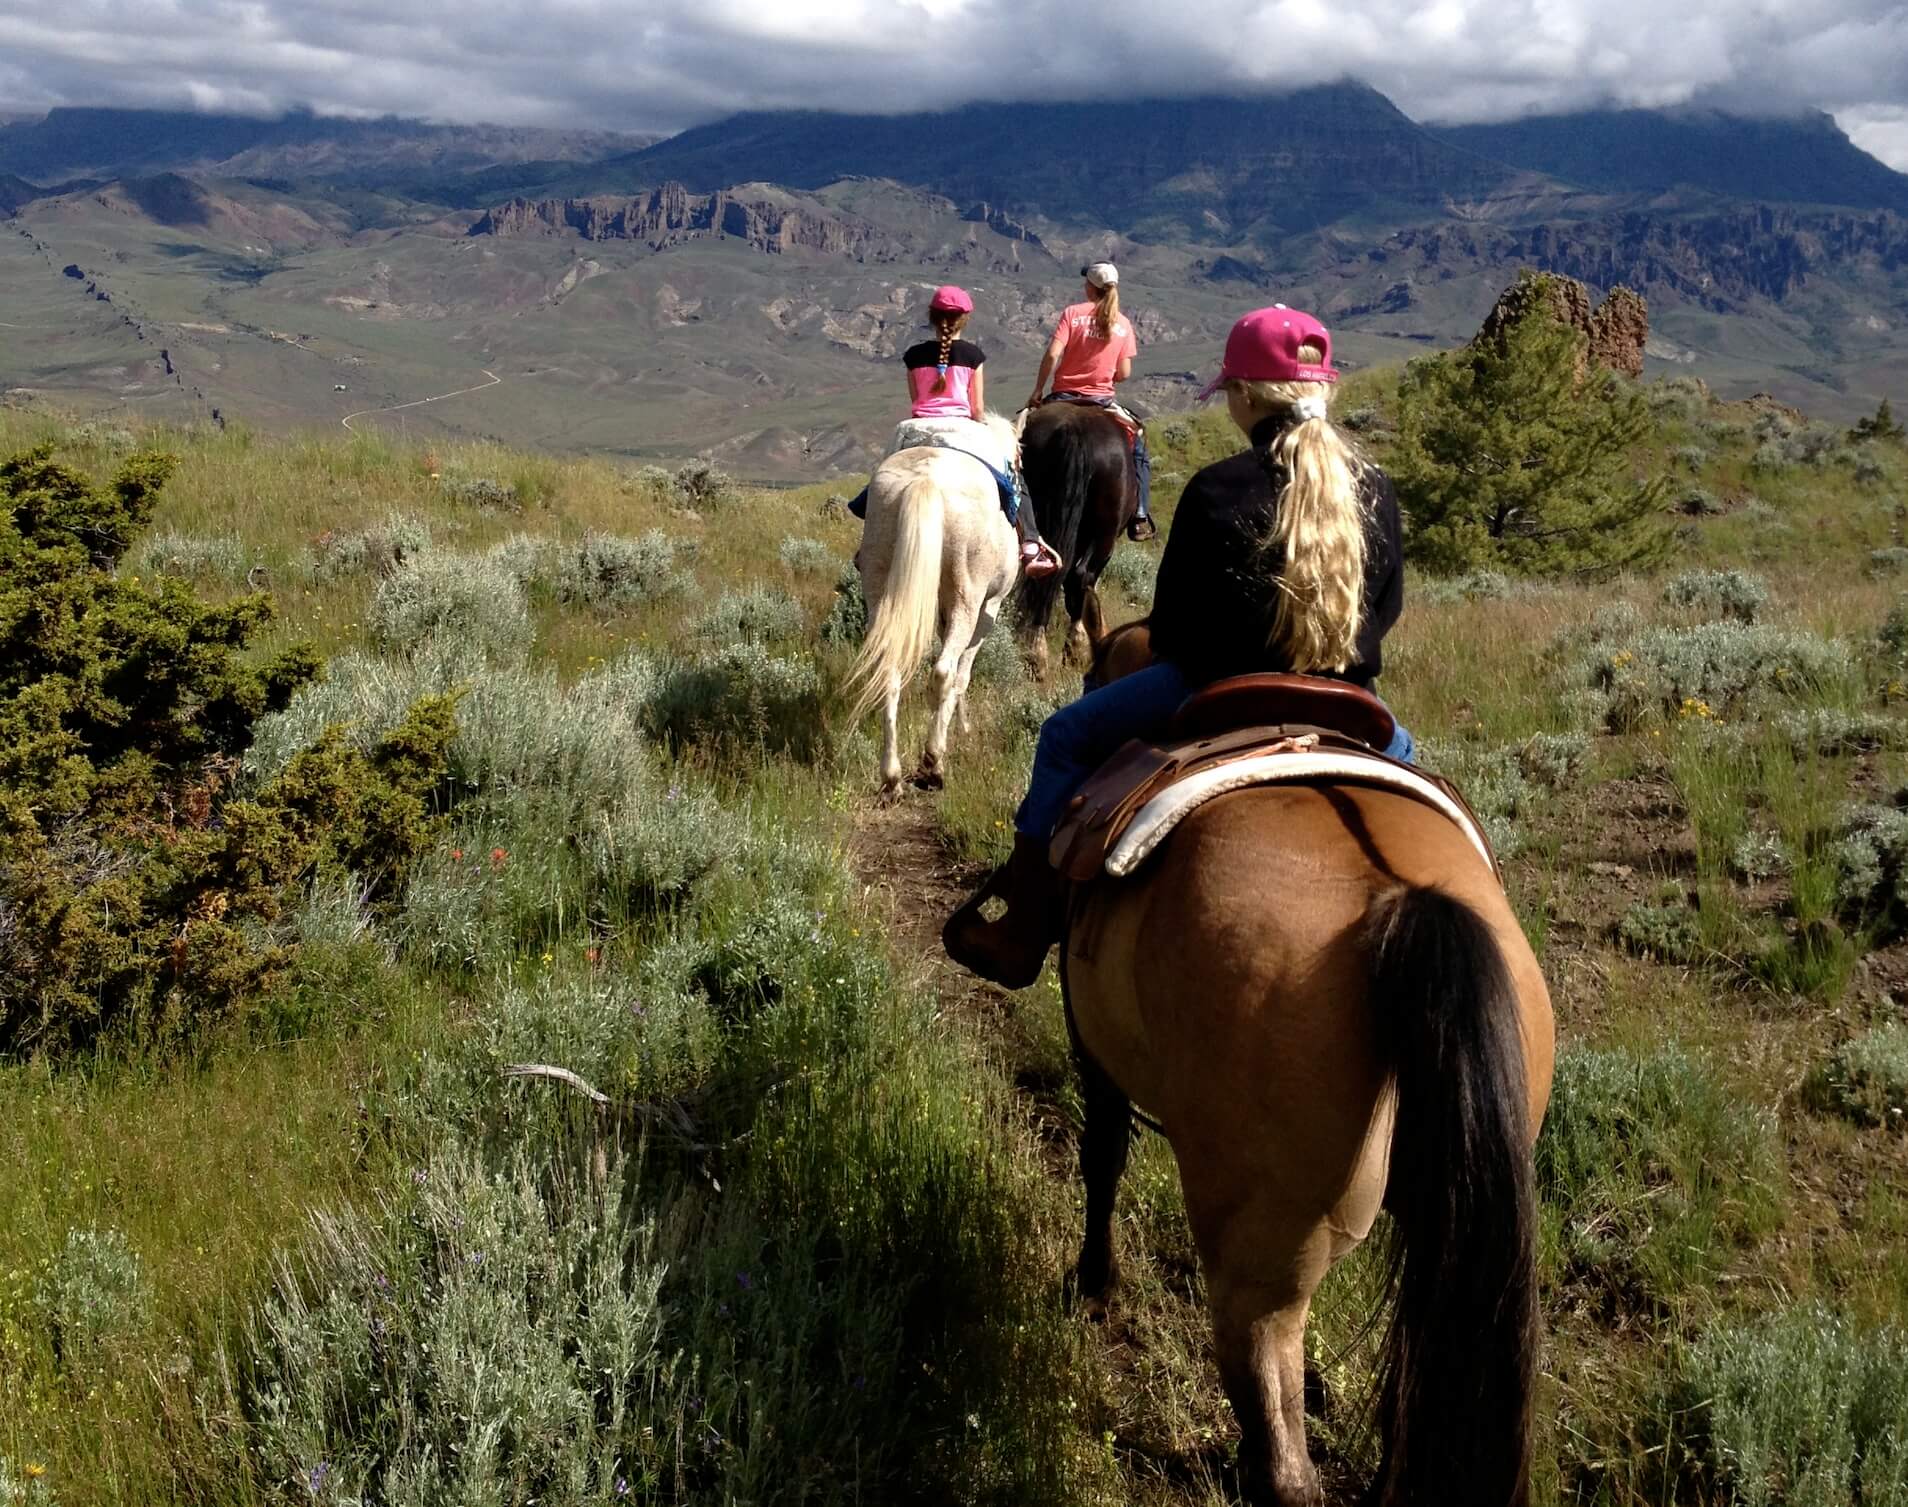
1022, 542, 1063, 579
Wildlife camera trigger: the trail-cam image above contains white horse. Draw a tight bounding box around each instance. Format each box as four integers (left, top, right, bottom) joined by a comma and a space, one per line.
843, 413, 1021, 799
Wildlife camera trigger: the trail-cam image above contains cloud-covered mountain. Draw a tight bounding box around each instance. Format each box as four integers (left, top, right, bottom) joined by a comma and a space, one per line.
0, 107, 648, 187
557, 86, 1522, 240
1434, 107, 1908, 215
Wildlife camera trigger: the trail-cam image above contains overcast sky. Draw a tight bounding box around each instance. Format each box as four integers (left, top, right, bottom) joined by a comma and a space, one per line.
2, 0, 1906, 168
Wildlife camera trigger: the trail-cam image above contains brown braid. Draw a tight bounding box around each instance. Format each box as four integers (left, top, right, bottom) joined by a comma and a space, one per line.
929, 310, 968, 392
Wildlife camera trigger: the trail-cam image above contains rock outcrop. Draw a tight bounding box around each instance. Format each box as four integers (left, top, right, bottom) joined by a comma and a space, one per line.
1378, 206, 1908, 313
470, 185, 908, 262
1475, 271, 1649, 378
960, 202, 1043, 247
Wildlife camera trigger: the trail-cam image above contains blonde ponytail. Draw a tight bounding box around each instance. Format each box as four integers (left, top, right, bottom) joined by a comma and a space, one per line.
1230, 364, 1368, 673
1093, 285, 1121, 341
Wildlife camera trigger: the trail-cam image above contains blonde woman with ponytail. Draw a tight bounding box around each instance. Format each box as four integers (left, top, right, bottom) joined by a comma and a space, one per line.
1027, 261, 1157, 540
946, 305, 1412, 988
848, 284, 1061, 576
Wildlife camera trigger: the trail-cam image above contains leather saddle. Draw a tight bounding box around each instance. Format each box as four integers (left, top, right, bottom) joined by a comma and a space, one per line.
1169, 672, 1395, 748
1048, 673, 1488, 885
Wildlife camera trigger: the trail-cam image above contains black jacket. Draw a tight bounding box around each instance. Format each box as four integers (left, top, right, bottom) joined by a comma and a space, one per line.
1148, 416, 1404, 688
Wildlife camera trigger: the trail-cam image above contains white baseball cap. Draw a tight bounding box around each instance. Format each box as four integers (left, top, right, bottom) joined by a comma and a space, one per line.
1081, 261, 1119, 289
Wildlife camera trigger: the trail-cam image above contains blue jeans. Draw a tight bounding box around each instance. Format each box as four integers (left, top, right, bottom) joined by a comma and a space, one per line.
1016, 664, 1416, 838
1045, 392, 1152, 521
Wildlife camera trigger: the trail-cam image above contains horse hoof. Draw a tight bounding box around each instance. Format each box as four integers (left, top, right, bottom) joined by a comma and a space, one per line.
875, 779, 903, 807
910, 767, 945, 791
1064, 1265, 1118, 1320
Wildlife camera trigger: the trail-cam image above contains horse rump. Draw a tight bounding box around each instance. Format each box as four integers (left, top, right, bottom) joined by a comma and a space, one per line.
1362, 884, 1537, 1507
1016, 404, 1126, 634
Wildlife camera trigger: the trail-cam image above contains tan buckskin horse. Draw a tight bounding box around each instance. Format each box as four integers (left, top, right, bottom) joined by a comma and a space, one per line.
1063, 623, 1555, 1507
843, 417, 1020, 797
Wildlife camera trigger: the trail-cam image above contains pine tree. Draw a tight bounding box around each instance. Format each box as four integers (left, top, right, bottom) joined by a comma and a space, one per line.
1388, 291, 1673, 576
1851, 397, 1903, 443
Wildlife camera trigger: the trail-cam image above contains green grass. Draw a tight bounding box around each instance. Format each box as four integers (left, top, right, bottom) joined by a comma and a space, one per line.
4, 392, 1908, 1506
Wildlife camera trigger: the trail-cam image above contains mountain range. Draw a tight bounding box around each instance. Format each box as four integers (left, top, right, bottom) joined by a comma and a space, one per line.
1, 89, 1904, 475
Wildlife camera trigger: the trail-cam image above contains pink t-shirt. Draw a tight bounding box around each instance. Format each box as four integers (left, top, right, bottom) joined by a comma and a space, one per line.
906, 336, 984, 419
1049, 302, 1137, 398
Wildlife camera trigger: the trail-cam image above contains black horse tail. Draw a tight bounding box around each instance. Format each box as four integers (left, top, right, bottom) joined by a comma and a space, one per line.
1017, 413, 1095, 635
1363, 885, 1537, 1507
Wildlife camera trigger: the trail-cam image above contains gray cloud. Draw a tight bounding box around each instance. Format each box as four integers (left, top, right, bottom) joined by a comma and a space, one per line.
0, 0, 1905, 167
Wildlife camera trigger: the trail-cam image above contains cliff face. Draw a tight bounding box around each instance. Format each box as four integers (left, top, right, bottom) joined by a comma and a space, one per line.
471, 185, 907, 261
1375, 205, 1908, 310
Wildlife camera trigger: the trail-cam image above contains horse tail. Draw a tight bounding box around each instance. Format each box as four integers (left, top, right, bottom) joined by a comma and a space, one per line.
1018, 415, 1093, 633
1363, 884, 1537, 1507
844, 476, 943, 722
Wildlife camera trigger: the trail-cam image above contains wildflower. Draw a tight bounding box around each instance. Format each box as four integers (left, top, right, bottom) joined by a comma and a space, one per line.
307, 1460, 331, 1495
451, 848, 464, 862
540, 951, 553, 965
586, 945, 602, 965
735, 1270, 752, 1291
666, 784, 681, 802
491, 846, 507, 867
25, 1463, 46, 1479
615, 1479, 630, 1498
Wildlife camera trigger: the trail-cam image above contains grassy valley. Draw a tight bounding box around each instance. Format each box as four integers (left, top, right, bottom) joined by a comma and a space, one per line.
5, 95, 1908, 472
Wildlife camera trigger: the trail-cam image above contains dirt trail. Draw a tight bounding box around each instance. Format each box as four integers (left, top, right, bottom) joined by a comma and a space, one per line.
846, 793, 1018, 1018
340, 369, 503, 432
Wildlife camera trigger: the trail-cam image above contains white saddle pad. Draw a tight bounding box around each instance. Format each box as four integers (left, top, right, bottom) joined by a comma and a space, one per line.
1105, 749, 1497, 879
887, 417, 1013, 475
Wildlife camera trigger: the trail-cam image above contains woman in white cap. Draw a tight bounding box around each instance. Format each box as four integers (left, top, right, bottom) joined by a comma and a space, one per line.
946, 304, 1412, 987
1026, 261, 1156, 541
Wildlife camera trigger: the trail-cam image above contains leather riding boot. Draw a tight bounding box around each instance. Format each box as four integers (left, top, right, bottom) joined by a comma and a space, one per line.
943, 831, 1063, 988
1126, 515, 1156, 543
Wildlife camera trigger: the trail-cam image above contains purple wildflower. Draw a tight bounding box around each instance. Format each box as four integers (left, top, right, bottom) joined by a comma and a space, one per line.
307, 1460, 331, 1495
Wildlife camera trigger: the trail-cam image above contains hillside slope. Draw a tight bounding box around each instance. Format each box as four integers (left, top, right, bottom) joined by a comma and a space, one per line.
0, 107, 648, 186
1435, 107, 1908, 215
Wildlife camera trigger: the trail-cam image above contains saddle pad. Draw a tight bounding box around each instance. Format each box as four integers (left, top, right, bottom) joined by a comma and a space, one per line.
888, 417, 1015, 476
1104, 749, 1497, 879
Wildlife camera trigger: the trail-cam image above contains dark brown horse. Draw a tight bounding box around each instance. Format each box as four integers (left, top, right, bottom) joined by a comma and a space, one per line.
1016, 403, 1140, 679
1066, 621, 1555, 1507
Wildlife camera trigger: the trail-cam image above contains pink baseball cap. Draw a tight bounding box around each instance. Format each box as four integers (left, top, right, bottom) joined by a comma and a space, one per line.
1197, 305, 1338, 400
929, 284, 974, 313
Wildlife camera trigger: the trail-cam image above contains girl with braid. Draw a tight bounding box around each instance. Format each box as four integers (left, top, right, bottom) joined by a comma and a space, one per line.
850, 285, 1061, 577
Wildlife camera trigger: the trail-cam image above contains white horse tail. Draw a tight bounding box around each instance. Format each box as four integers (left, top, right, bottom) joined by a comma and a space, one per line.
846, 476, 944, 723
